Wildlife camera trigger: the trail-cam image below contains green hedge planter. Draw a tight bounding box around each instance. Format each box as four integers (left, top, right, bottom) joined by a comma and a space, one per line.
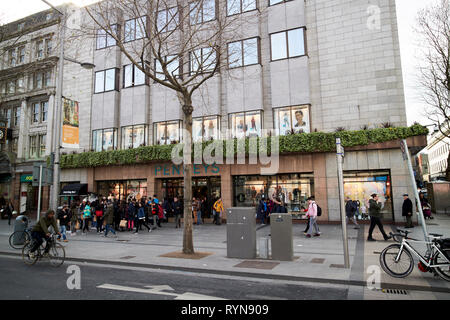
59, 124, 428, 169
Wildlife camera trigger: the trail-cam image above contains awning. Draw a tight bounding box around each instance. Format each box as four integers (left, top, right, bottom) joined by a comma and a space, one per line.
60, 184, 88, 196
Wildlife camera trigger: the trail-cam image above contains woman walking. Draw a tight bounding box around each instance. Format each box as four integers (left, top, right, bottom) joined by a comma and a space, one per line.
134, 202, 151, 233
82, 201, 92, 234
70, 202, 79, 235
306, 197, 320, 238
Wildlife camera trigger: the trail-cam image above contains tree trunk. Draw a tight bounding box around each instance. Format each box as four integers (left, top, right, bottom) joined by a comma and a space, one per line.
182, 98, 194, 254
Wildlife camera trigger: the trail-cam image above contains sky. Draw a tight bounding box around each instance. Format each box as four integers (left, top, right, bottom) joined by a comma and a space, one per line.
0, 0, 441, 126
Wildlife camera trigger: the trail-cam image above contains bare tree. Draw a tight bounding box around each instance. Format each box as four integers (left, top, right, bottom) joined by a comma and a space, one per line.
82, 0, 256, 253
417, 0, 450, 180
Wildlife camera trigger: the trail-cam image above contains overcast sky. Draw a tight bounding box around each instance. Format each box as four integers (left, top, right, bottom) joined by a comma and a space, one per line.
0, 0, 440, 126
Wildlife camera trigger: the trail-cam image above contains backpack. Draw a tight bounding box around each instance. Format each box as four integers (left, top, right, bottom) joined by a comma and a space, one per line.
158, 204, 165, 219
317, 205, 322, 217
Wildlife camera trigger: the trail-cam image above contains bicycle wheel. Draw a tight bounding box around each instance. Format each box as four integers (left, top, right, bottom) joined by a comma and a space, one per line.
9, 231, 31, 250
22, 241, 38, 266
48, 243, 65, 267
380, 244, 414, 278
432, 248, 450, 282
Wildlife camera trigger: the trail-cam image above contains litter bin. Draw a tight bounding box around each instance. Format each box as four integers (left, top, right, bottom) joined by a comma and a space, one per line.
270, 213, 293, 261
227, 208, 256, 259
12, 215, 30, 246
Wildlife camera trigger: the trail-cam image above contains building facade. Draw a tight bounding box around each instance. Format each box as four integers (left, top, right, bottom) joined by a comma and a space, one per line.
425, 124, 450, 182
2, 0, 427, 224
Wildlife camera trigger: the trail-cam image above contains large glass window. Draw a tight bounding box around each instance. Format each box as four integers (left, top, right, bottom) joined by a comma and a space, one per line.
274, 105, 310, 135
125, 16, 147, 42
92, 128, 118, 152
14, 107, 20, 126
343, 170, 394, 221
157, 7, 178, 32
97, 180, 147, 202
29, 136, 38, 159
123, 64, 147, 88
228, 37, 259, 68
227, 0, 256, 15
154, 120, 182, 145
270, 28, 306, 61
121, 124, 147, 149
190, 47, 216, 74
192, 116, 220, 142
233, 173, 314, 219
190, 0, 216, 25
95, 68, 118, 93
155, 55, 180, 80
96, 25, 118, 49
229, 110, 262, 138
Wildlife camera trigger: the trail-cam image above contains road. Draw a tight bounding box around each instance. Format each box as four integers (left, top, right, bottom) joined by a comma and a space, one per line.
0, 255, 348, 300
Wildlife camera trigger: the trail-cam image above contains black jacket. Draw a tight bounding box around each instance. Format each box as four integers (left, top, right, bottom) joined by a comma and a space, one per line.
402, 198, 413, 217
173, 201, 183, 215
58, 209, 71, 226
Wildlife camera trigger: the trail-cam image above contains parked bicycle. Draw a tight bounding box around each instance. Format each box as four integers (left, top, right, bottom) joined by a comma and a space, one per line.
380, 229, 450, 281
22, 233, 66, 267
8, 227, 32, 250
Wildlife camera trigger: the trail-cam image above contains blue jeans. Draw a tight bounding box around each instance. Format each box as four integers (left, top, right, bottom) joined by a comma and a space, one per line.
197, 210, 202, 224
59, 225, 67, 240
104, 224, 116, 236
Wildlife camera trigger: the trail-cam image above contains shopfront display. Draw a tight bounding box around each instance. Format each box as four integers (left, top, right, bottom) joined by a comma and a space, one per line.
229, 110, 262, 138
273, 105, 311, 134
97, 180, 147, 202
232, 173, 314, 219
343, 170, 393, 220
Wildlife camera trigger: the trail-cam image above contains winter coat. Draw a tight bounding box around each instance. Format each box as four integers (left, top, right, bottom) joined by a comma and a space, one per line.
173, 200, 183, 215
402, 198, 413, 217
104, 204, 114, 225
368, 199, 382, 218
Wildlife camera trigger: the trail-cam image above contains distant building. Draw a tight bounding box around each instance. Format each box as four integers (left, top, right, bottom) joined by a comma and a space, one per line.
426, 123, 450, 182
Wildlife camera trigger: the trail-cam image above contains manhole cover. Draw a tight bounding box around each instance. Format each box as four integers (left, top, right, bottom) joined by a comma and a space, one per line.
234, 261, 280, 270
120, 256, 136, 260
310, 258, 325, 264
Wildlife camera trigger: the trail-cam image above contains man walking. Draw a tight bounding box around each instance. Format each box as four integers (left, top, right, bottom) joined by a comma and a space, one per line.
173, 197, 183, 228
213, 197, 224, 225
367, 194, 392, 241
345, 198, 359, 229
305, 197, 320, 238
103, 201, 117, 238
402, 194, 414, 228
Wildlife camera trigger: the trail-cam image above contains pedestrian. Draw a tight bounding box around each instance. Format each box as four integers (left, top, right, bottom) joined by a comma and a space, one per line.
57, 204, 70, 242
70, 202, 79, 235
5, 200, 13, 226
173, 196, 183, 228
195, 197, 202, 225
102, 201, 117, 238
95, 202, 104, 233
113, 199, 120, 231
82, 201, 92, 234
163, 197, 172, 223
367, 194, 392, 242
402, 194, 414, 228
135, 202, 151, 233
192, 197, 197, 224
127, 200, 136, 231
305, 197, 320, 238
201, 197, 207, 223
152, 198, 163, 228
213, 197, 224, 225
345, 198, 359, 229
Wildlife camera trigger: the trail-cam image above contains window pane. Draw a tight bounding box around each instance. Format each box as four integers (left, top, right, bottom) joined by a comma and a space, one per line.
95, 71, 105, 93
136, 16, 146, 39
292, 106, 310, 133
235, 113, 246, 139
41, 101, 48, 122
203, 0, 216, 22
122, 126, 133, 149
190, 3, 201, 25
104, 69, 116, 91
228, 41, 242, 68
288, 28, 305, 57
103, 129, 115, 151
157, 10, 167, 32
39, 134, 46, 157
107, 25, 117, 46
193, 118, 203, 142
93, 130, 102, 152
124, 65, 133, 88
36, 73, 43, 89
190, 49, 201, 73
168, 7, 178, 31
134, 125, 146, 148
243, 0, 256, 11
270, 0, 283, 5
167, 55, 179, 78
246, 111, 261, 137
243, 38, 258, 65
166, 121, 180, 144
155, 123, 167, 145
278, 107, 292, 135
227, 0, 240, 15
155, 59, 165, 80
270, 32, 287, 60
134, 65, 146, 85
203, 47, 216, 71
97, 29, 106, 49
124, 19, 135, 42
33, 103, 40, 123
204, 116, 219, 140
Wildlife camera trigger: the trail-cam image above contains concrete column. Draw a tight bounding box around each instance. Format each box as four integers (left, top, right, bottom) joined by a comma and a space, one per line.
17, 98, 29, 160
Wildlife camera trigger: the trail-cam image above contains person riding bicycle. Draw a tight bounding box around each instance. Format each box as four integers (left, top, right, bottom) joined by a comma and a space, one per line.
29, 210, 61, 259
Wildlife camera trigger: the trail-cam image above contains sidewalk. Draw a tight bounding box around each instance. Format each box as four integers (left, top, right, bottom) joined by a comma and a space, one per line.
1, 214, 449, 299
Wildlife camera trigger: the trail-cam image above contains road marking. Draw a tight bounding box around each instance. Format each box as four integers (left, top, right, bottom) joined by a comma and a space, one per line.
97, 283, 226, 300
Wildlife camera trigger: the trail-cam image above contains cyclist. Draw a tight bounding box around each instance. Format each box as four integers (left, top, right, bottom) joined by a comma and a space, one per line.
28, 209, 62, 259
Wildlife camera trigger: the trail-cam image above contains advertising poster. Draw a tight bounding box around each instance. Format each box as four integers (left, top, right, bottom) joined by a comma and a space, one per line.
62, 98, 80, 148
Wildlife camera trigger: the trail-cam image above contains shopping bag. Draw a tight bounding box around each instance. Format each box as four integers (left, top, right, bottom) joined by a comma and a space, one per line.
75, 221, 80, 230
119, 219, 127, 228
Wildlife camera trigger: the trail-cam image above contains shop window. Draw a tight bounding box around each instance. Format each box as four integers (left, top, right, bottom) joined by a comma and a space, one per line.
121, 124, 147, 149
274, 105, 310, 135
97, 180, 147, 202
154, 120, 182, 145
233, 173, 314, 219
229, 110, 262, 138
343, 170, 393, 221
92, 128, 118, 152
192, 116, 220, 142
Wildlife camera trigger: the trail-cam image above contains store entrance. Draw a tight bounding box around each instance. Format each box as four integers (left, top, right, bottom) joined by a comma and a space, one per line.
161, 177, 221, 218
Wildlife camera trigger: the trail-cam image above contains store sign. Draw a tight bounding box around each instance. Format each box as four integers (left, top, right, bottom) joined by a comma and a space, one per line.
155, 164, 220, 177
62, 97, 80, 149
20, 175, 33, 183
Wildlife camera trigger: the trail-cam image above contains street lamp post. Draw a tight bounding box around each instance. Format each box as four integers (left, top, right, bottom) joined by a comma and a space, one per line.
42, 1, 94, 211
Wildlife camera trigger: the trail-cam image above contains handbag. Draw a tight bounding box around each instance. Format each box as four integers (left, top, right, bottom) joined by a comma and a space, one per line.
75, 221, 80, 230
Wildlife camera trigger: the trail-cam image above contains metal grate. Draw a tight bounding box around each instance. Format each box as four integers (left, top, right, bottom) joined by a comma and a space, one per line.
382, 289, 408, 295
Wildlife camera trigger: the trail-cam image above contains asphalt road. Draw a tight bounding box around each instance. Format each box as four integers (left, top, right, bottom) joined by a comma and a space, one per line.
0, 255, 348, 300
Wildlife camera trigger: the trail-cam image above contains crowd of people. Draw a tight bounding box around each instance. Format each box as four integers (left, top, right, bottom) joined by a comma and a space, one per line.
56, 194, 226, 240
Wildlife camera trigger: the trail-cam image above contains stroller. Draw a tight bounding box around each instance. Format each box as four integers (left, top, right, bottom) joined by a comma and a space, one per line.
422, 202, 433, 219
